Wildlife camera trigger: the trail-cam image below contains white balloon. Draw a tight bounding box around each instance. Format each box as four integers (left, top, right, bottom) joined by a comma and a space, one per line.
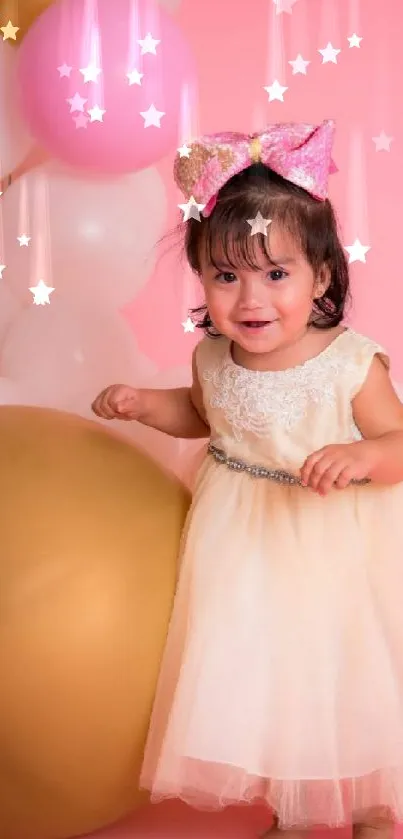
0, 299, 157, 409
66, 350, 158, 421
0, 42, 32, 175
2, 163, 167, 308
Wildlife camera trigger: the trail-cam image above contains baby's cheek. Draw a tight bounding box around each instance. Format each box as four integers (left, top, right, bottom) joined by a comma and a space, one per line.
275, 283, 312, 318
204, 286, 234, 320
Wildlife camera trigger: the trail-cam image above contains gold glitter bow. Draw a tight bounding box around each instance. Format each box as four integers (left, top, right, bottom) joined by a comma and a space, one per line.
249, 136, 262, 164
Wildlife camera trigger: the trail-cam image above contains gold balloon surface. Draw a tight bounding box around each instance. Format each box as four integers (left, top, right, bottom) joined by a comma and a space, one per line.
0, 0, 52, 42
0, 406, 190, 839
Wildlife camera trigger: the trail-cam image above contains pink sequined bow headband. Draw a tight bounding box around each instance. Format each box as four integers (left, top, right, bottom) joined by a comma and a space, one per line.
174, 119, 337, 218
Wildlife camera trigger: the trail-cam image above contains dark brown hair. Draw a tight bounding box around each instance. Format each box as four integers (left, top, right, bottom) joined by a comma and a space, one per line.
183, 163, 350, 336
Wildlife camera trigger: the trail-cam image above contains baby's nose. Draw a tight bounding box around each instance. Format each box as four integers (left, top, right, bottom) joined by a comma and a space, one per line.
238, 279, 267, 308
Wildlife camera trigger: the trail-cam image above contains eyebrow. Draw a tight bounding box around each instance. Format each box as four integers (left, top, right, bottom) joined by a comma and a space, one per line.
268, 256, 296, 265
212, 257, 296, 269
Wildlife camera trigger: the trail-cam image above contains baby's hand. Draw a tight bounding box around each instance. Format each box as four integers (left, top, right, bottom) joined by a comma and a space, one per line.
91, 384, 141, 421
300, 441, 381, 495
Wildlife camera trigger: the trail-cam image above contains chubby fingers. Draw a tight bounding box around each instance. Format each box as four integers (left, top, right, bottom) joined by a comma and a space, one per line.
301, 449, 350, 495
91, 389, 115, 419
113, 399, 139, 420
91, 390, 138, 421
91, 389, 125, 420
300, 449, 325, 489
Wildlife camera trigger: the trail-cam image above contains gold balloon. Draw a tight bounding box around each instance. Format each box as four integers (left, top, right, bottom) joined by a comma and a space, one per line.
0, 406, 190, 839
0, 0, 52, 43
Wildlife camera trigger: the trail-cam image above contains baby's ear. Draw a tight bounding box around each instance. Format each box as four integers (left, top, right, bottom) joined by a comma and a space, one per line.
313, 263, 331, 299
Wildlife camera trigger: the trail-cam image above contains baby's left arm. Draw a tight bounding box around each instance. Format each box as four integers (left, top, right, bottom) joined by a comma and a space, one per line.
301, 356, 403, 493
351, 355, 403, 484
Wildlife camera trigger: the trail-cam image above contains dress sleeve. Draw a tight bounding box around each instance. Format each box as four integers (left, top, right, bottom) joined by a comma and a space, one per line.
348, 333, 390, 399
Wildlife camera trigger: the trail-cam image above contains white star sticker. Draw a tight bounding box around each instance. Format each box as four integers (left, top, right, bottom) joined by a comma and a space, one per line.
247, 212, 272, 236
319, 42, 341, 64
127, 69, 143, 85
178, 196, 206, 222
29, 279, 55, 305
0, 264, 6, 278
140, 104, 165, 127
57, 63, 72, 78
67, 92, 87, 113
182, 316, 195, 333
348, 33, 362, 48
138, 33, 160, 55
263, 79, 288, 102
88, 105, 106, 122
178, 144, 191, 158
344, 238, 370, 264
372, 131, 393, 152
17, 234, 31, 246
80, 64, 102, 83
289, 54, 310, 75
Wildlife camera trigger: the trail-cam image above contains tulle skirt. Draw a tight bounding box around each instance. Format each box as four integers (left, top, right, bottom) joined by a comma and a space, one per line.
139, 457, 403, 827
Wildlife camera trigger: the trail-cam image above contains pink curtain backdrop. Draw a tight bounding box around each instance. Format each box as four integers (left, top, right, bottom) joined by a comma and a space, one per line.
0, 0, 403, 835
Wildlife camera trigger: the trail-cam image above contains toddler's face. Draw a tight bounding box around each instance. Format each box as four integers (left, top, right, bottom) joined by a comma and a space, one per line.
200, 225, 329, 356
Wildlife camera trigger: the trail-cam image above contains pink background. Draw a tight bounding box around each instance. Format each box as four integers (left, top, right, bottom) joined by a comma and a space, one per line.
127, 0, 403, 373
1, 0, 403, 837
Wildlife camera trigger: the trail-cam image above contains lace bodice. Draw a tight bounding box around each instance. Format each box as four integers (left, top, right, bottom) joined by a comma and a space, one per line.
196, 329, 389, 472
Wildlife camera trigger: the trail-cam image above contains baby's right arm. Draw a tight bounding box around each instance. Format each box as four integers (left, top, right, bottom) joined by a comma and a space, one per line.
91, 348, 210, 440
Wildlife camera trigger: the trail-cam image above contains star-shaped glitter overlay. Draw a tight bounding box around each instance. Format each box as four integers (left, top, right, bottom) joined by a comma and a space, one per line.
140, 104, 165, 127
80, 64, 102, 83
182, 316, 195, 333
0, 264, 6, 278
247, 212, 272, 236
372, 131, 393, 152
58, 63, 72, 78
67, 92, 87, 113
348, 33, 362, 48
289, 54, 310, 75
138, 33, 160, 55
29, 279, 55, 305
88, 105, 106, 122
263, 79, 288, 102
344, 239, 370, 264
178, 196, 206, 222
319, 43, 341, 64
1, 20, 19, 40
74, 113, 89, 129
273, 0, 298, 13
127, 69, 143, 86
17, 234, 31, 247
178, 144, 191, 158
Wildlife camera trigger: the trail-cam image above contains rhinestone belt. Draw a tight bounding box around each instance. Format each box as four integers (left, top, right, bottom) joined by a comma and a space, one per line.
207, 442, 371, 487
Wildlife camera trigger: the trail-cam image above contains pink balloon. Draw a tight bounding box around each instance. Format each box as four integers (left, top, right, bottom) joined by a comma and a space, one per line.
17, 0, 196, 173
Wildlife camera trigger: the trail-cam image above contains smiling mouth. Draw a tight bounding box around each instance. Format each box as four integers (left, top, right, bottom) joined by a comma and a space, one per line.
240, 320, 271, 328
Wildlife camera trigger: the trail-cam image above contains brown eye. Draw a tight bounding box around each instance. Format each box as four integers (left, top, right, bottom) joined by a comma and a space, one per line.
269, 269, 287, 282
216, 272, 237, 283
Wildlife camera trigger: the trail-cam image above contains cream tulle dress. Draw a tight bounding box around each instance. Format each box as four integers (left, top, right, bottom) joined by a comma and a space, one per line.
139, 328, 403, 828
